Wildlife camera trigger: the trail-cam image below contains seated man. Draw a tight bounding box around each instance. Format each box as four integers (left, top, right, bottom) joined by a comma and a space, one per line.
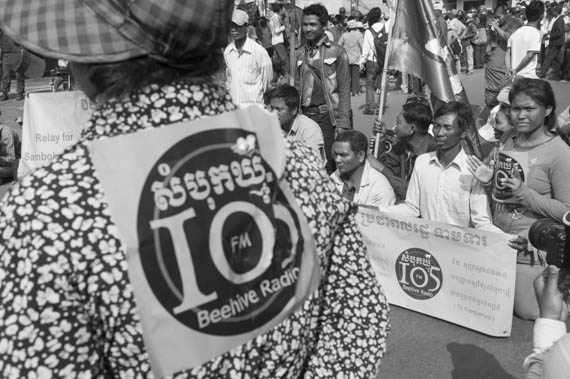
383, 102, 502, 232
331, 130, 396, 208
266, 84, 325, 163
0, 119, 18, 184
375, 100, 437, 201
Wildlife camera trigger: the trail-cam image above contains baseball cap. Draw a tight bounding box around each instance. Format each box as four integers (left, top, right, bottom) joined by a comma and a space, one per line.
232, 9, 249, 26
0, 0, 234, 65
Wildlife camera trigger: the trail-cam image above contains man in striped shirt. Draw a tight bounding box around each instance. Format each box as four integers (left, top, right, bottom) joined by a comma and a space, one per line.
224, 9, 273, 107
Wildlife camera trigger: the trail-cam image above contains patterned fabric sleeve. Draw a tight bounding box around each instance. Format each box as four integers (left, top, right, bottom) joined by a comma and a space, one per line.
303, 205, 390, 378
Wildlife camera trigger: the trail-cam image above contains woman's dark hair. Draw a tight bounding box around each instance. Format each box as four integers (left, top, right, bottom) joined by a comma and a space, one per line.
434, 101, 472, 131
71, 52, 224, 103
509, 78, 556, 132
402, 102, 433, 134
367, 7, 382, 26
303, 4, 329, 27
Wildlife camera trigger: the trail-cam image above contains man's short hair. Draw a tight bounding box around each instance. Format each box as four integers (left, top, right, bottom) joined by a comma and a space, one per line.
367, 7, 383, 26
266, 84, 300, 110
335, 130, 368, 158
526, 1, 545, 22
303, 4, 329, 27
434, 101, 472, 131
402, 102, 433, 134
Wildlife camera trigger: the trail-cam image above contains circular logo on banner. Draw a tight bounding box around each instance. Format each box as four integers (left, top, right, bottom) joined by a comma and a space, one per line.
137, 129, 306, 336
395, 248, 443, 300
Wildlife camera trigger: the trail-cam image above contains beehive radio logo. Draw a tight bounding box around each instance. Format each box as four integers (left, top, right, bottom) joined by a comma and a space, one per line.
137, 128, 310, 336
395, 248, 443, 300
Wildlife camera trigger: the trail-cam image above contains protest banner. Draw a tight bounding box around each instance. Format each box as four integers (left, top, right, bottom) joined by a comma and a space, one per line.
356, 208, 516, 337
87, 105, 320, 376
19, 91, 92, 177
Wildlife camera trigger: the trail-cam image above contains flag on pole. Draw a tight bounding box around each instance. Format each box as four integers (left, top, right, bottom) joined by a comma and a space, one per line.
386, 0, 483, 158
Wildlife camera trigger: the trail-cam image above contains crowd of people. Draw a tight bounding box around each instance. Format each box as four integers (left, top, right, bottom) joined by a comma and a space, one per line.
1, 0, 570, 378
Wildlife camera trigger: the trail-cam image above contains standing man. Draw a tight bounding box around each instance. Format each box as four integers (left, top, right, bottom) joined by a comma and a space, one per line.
224, 9, 273, 107
331, 130, 396, 208
506, 1, 544, 80
0, 30, 25, 101
267, 4, 289, 83
295, 3, 351, 174
383, 102, 502, 232
338, 20, 364, 96
359, 7, 386, 115
540, 4, 565, 80
485, 5, 523, 108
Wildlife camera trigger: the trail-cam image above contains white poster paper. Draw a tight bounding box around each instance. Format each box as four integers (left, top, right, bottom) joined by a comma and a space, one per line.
356, 209, 516, 337
19, 91, 92, 177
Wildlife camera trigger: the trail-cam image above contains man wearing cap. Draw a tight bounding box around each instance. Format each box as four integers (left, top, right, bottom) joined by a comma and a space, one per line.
339, 20, 364, 96
224, 9, 273, 107
295, 3, 351, 174
0, 0, 388, 378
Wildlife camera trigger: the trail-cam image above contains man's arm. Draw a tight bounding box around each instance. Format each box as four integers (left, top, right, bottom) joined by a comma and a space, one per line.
259, 48, 273, 92
511, 51, 539, 74
335, 48, 351, 130
468, 179, 504, 233
359, 29, 372, 67
505, 47, 512, 70
381, 161, 421, 217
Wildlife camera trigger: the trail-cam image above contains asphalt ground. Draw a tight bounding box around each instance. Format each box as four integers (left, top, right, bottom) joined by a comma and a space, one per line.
3, 70, 570, 378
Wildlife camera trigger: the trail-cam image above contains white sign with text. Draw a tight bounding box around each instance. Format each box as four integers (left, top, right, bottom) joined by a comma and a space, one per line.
19, 91, 92, 177
356, 208, 516, 337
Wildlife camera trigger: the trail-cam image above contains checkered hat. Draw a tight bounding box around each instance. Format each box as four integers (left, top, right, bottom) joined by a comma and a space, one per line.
0, 0, 234, 64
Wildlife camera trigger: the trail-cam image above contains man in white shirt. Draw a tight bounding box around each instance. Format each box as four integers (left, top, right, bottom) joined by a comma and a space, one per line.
506, 1, 543, 80
358, 7, 388, 115
265, 84, 325, 162
224, 9, 273, 106
383, 102, 502, 232
331, 130, 396, 208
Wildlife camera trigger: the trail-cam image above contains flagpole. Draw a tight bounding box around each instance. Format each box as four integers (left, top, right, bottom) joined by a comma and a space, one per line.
372, 0, 398, 158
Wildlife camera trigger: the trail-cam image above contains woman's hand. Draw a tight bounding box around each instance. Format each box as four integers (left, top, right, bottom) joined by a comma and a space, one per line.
500, 163, 523, 193
534, 265, 570, 321
466, 155, 494, 184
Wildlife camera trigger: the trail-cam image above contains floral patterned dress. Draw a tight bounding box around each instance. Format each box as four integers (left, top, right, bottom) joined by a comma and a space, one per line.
0, 78, 389, 378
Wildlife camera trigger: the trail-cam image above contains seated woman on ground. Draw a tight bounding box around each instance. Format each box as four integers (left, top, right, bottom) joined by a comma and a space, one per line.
466, 78, 570, 320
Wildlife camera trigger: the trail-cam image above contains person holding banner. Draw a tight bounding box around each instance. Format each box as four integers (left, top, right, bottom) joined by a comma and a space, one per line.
382, 101, 503, 233
466, 78, 570, 320
0, 0, 389, 378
